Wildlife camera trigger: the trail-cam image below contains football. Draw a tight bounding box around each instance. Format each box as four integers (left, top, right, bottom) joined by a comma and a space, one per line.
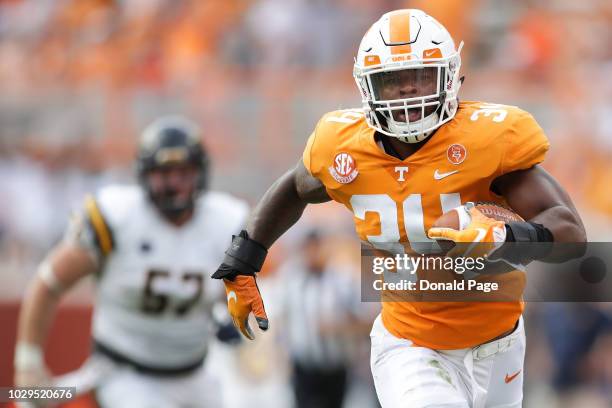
432, 202, 523, 253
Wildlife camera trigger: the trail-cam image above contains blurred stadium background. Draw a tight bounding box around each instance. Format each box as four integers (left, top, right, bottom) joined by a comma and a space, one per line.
0, 0, 611, 407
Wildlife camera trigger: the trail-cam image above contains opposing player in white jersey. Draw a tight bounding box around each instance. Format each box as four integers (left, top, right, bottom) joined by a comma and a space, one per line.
14, 116, 248, 407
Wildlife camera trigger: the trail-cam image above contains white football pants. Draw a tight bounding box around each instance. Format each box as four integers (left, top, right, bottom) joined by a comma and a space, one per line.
370, 314, 525, 408
55, 353, 221, 408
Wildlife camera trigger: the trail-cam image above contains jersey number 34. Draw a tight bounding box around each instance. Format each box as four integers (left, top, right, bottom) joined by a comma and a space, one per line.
350, 193, 462, 252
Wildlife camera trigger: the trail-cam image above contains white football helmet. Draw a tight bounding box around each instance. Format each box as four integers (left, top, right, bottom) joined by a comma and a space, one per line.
353, 9, 463, 143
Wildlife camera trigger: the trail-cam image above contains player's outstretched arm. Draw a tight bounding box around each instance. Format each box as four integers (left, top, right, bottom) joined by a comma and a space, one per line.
492, 164, 587, 262
15, 244, 97, 387
212, 160, 330, 339
248, 160, 331, 247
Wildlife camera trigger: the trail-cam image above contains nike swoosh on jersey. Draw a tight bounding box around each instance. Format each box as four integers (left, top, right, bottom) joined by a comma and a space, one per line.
434, 169, 459, 180
505, 370, 521, 384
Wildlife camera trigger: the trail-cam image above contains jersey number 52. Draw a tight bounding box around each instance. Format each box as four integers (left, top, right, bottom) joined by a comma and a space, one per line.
142, 270, 203, 316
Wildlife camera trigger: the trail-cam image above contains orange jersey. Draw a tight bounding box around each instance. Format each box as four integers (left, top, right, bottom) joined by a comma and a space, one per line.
302, 101, 550, 349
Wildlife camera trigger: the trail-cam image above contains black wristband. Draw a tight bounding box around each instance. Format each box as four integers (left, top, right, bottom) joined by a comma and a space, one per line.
211, 230, 268, 279
498, 222, 554, 265
505, 222, 553, 244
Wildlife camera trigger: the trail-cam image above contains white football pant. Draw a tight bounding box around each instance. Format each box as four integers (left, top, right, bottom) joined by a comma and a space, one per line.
370, 314, 525, 408
55, 353, 221, 408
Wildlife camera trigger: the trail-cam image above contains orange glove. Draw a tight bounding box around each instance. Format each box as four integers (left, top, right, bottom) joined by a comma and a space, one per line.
222, 275, 269, 340
213, 230, 269, 340
427, 203, 507, 259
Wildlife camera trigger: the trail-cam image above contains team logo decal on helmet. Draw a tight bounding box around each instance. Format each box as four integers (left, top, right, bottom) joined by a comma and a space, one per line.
353, 9, 463, 144
329, 152, 358, 184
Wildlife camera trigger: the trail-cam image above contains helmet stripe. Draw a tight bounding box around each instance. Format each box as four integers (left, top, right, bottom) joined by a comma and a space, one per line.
389, 10, 412, 55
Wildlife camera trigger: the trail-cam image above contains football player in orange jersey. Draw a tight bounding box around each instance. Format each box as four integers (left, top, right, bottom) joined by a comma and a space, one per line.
212, 9, 586, 407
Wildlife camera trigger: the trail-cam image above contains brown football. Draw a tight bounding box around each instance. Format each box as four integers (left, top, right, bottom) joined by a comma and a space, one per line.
431, 202, 523, 253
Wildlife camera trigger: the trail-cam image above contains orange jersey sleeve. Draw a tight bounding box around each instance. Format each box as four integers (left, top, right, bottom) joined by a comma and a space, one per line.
302, 130, 316, 175
500, 108, 550, 174
301, 109, 368, 192
302, 118, 322, 177
302, 111, 348, 179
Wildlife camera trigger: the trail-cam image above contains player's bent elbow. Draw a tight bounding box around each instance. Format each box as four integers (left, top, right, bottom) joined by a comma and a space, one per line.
294, 161, 330, 203
568, 223, 587, 258
540, 206, 587, 262
555, 217, 587, 259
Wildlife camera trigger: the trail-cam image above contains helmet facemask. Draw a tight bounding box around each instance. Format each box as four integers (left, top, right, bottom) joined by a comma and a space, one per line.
354, 43, 462, 143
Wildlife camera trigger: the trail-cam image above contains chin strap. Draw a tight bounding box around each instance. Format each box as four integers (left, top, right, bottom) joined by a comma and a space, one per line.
390, 112, 439, 144
397, 129, 433, 144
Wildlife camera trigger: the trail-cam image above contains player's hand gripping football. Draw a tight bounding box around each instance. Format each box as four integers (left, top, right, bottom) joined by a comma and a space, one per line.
427, 202, 507, 259
212, 230, 269, 340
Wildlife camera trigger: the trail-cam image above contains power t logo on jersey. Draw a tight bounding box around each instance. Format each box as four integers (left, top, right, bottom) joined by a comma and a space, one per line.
329, 152, 359, 184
